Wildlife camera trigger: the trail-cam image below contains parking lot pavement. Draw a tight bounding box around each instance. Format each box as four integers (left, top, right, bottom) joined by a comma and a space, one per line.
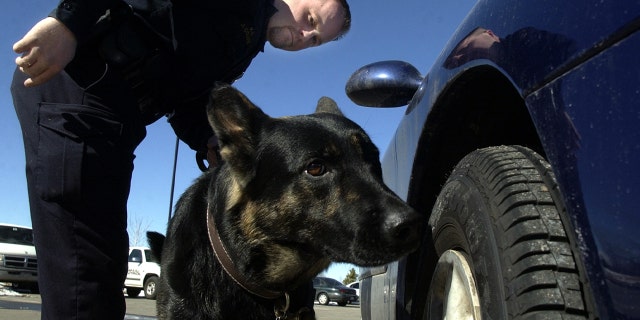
1, 292, 360, 320
0, 293, 41, 320
314, 303, 360, 320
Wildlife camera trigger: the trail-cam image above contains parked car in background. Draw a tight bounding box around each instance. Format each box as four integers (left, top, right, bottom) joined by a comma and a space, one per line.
347, 281, 360, 305
347, 281, 360, 297
313, 276, 358, 306
0, 223, 38, 293
346, 1, 640, 319
124, 247, 160, 300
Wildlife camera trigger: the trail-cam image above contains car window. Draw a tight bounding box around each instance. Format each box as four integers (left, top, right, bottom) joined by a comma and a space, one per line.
350, 282, 359, 289
129, 249, 142, 262
0, 226, 34, 246
325, 278, 343, 287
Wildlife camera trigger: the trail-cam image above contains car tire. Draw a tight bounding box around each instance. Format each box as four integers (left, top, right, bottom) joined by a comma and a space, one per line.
24, 283, 40, 294
11, 282, 39, 294
144, 276, 159, 300
426, 145, 590, 319
337, 301, 348, 306
126, 287, 141, 297
317, 292, 330, 305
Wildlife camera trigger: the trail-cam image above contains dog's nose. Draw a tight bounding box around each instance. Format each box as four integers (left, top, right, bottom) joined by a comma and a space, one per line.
383, 209, 423, 245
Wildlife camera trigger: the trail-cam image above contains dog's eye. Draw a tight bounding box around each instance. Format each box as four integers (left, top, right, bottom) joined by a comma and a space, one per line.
305, 160, 327, 177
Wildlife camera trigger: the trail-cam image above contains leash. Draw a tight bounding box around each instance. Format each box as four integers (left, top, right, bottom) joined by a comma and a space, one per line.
207, 207, 309, 319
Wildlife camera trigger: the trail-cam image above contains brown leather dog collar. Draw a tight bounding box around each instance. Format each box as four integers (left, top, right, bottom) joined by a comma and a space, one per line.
206, 207, 284, 300
206, 206, 315, 319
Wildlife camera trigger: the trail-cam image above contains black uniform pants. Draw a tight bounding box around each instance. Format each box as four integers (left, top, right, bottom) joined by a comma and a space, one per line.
11, 54, 147, 319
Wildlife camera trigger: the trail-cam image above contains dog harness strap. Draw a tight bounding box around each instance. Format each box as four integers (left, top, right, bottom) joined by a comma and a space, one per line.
206, 207, 284, 300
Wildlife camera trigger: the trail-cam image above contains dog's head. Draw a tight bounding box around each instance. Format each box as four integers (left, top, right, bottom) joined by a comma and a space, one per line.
207, 84, 424, 278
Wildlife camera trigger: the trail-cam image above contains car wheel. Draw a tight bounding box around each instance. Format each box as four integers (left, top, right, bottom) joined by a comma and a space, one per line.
337, 301, 348, 306
11, 282, 39, 294
126, 287, 141, 297
317, 292, 330, 305
27, 283, 40, 294
144, 276, 159, 300
426, 145, 590, 319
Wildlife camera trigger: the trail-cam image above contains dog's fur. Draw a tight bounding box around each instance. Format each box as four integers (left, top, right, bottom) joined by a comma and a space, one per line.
147, 84, 424, 319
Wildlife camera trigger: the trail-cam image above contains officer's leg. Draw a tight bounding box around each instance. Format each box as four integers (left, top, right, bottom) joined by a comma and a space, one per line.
11, 63, 146, 319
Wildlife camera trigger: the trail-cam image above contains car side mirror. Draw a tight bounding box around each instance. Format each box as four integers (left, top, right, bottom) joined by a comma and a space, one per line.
345, 60, 423, 108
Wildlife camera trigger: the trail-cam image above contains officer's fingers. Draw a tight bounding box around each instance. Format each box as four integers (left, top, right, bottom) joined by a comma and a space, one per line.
23, 67, 60, 87
12, 22, 42, 55
20, 59, 44, 76
15, 55, 26, 67
15, 51, 37, 69
13, 37, 31, 54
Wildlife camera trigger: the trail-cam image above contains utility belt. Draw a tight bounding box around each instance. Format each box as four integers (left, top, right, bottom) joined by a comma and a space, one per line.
91, 0, 177, 124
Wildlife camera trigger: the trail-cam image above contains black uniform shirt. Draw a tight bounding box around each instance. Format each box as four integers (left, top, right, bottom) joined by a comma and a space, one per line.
51, 0, 276, 150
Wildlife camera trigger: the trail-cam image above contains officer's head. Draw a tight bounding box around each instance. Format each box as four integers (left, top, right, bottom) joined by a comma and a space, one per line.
267, 0, 351, 51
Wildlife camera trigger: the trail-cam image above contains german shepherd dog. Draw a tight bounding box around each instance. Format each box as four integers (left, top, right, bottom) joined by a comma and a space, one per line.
147, 84, 424, 319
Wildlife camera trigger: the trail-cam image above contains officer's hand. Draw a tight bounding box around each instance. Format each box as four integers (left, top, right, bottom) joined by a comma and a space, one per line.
13, 17, 77, 87
195, 136, 220, 172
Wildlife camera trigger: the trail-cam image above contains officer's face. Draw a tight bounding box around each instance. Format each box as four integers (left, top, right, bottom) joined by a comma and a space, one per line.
267, 0, 345, 51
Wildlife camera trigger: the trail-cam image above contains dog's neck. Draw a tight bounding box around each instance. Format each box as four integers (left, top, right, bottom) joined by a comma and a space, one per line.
206, 206, 284, 300
207, 206, 322, 319
207, 170, 331, 292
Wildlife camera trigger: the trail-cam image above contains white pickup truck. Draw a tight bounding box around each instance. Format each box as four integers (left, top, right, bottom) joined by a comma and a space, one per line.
0, 223, 38, 293
125, 246, 161, 299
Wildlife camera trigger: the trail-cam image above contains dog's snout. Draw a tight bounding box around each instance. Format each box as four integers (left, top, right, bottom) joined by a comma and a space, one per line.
383, 209, 423, 244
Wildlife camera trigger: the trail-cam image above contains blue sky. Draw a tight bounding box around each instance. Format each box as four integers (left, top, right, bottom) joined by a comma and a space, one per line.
1, 0, 475, 282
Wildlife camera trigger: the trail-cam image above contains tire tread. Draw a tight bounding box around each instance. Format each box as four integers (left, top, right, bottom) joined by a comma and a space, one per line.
460, 146, 588, 318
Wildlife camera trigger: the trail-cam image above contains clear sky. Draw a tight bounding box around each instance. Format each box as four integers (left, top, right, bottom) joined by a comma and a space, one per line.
1, 0, 475, 282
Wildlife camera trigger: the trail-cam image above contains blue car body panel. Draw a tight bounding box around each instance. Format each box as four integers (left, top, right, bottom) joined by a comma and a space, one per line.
362, 1, 640, 319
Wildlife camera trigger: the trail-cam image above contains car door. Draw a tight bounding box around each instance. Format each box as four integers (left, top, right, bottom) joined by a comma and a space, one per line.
126, 249, 144, 283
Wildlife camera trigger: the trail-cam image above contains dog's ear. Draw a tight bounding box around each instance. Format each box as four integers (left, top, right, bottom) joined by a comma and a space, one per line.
315, 96, 344, 116
207, 83, 269, 186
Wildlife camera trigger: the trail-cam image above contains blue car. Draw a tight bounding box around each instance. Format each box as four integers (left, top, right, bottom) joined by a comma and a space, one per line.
346, 1, 640, 319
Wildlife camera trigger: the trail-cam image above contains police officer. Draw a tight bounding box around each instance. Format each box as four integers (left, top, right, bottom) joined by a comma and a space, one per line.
11, 0, 350, 318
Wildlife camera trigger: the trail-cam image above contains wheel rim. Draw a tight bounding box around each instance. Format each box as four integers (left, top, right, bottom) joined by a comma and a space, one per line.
318, 294, 328, 305
146, 282, 156, 295
427, 250, 481, 320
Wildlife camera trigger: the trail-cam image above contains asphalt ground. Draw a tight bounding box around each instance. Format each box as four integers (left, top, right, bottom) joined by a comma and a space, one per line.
0, 293, 361, 320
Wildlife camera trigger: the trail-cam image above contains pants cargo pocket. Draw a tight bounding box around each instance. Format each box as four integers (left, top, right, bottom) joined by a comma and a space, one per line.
36, 103, 126, 208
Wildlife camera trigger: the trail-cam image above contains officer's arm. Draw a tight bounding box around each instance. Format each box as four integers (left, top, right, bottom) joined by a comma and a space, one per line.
168, 101, 219, 171
49, 0, 119, 44
13, 0, 120, 87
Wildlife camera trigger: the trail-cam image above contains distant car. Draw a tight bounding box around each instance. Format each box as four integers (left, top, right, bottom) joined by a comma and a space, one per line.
313, 276, 358, 306
346, 1, 640, 319
347, 281, 360, 297
124, 247, 161, 299
0, 223, 38, 293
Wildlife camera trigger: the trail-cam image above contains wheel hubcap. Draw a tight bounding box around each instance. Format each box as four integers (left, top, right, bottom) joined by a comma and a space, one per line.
146, 283, 155, 295
427, 250, 481, 319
